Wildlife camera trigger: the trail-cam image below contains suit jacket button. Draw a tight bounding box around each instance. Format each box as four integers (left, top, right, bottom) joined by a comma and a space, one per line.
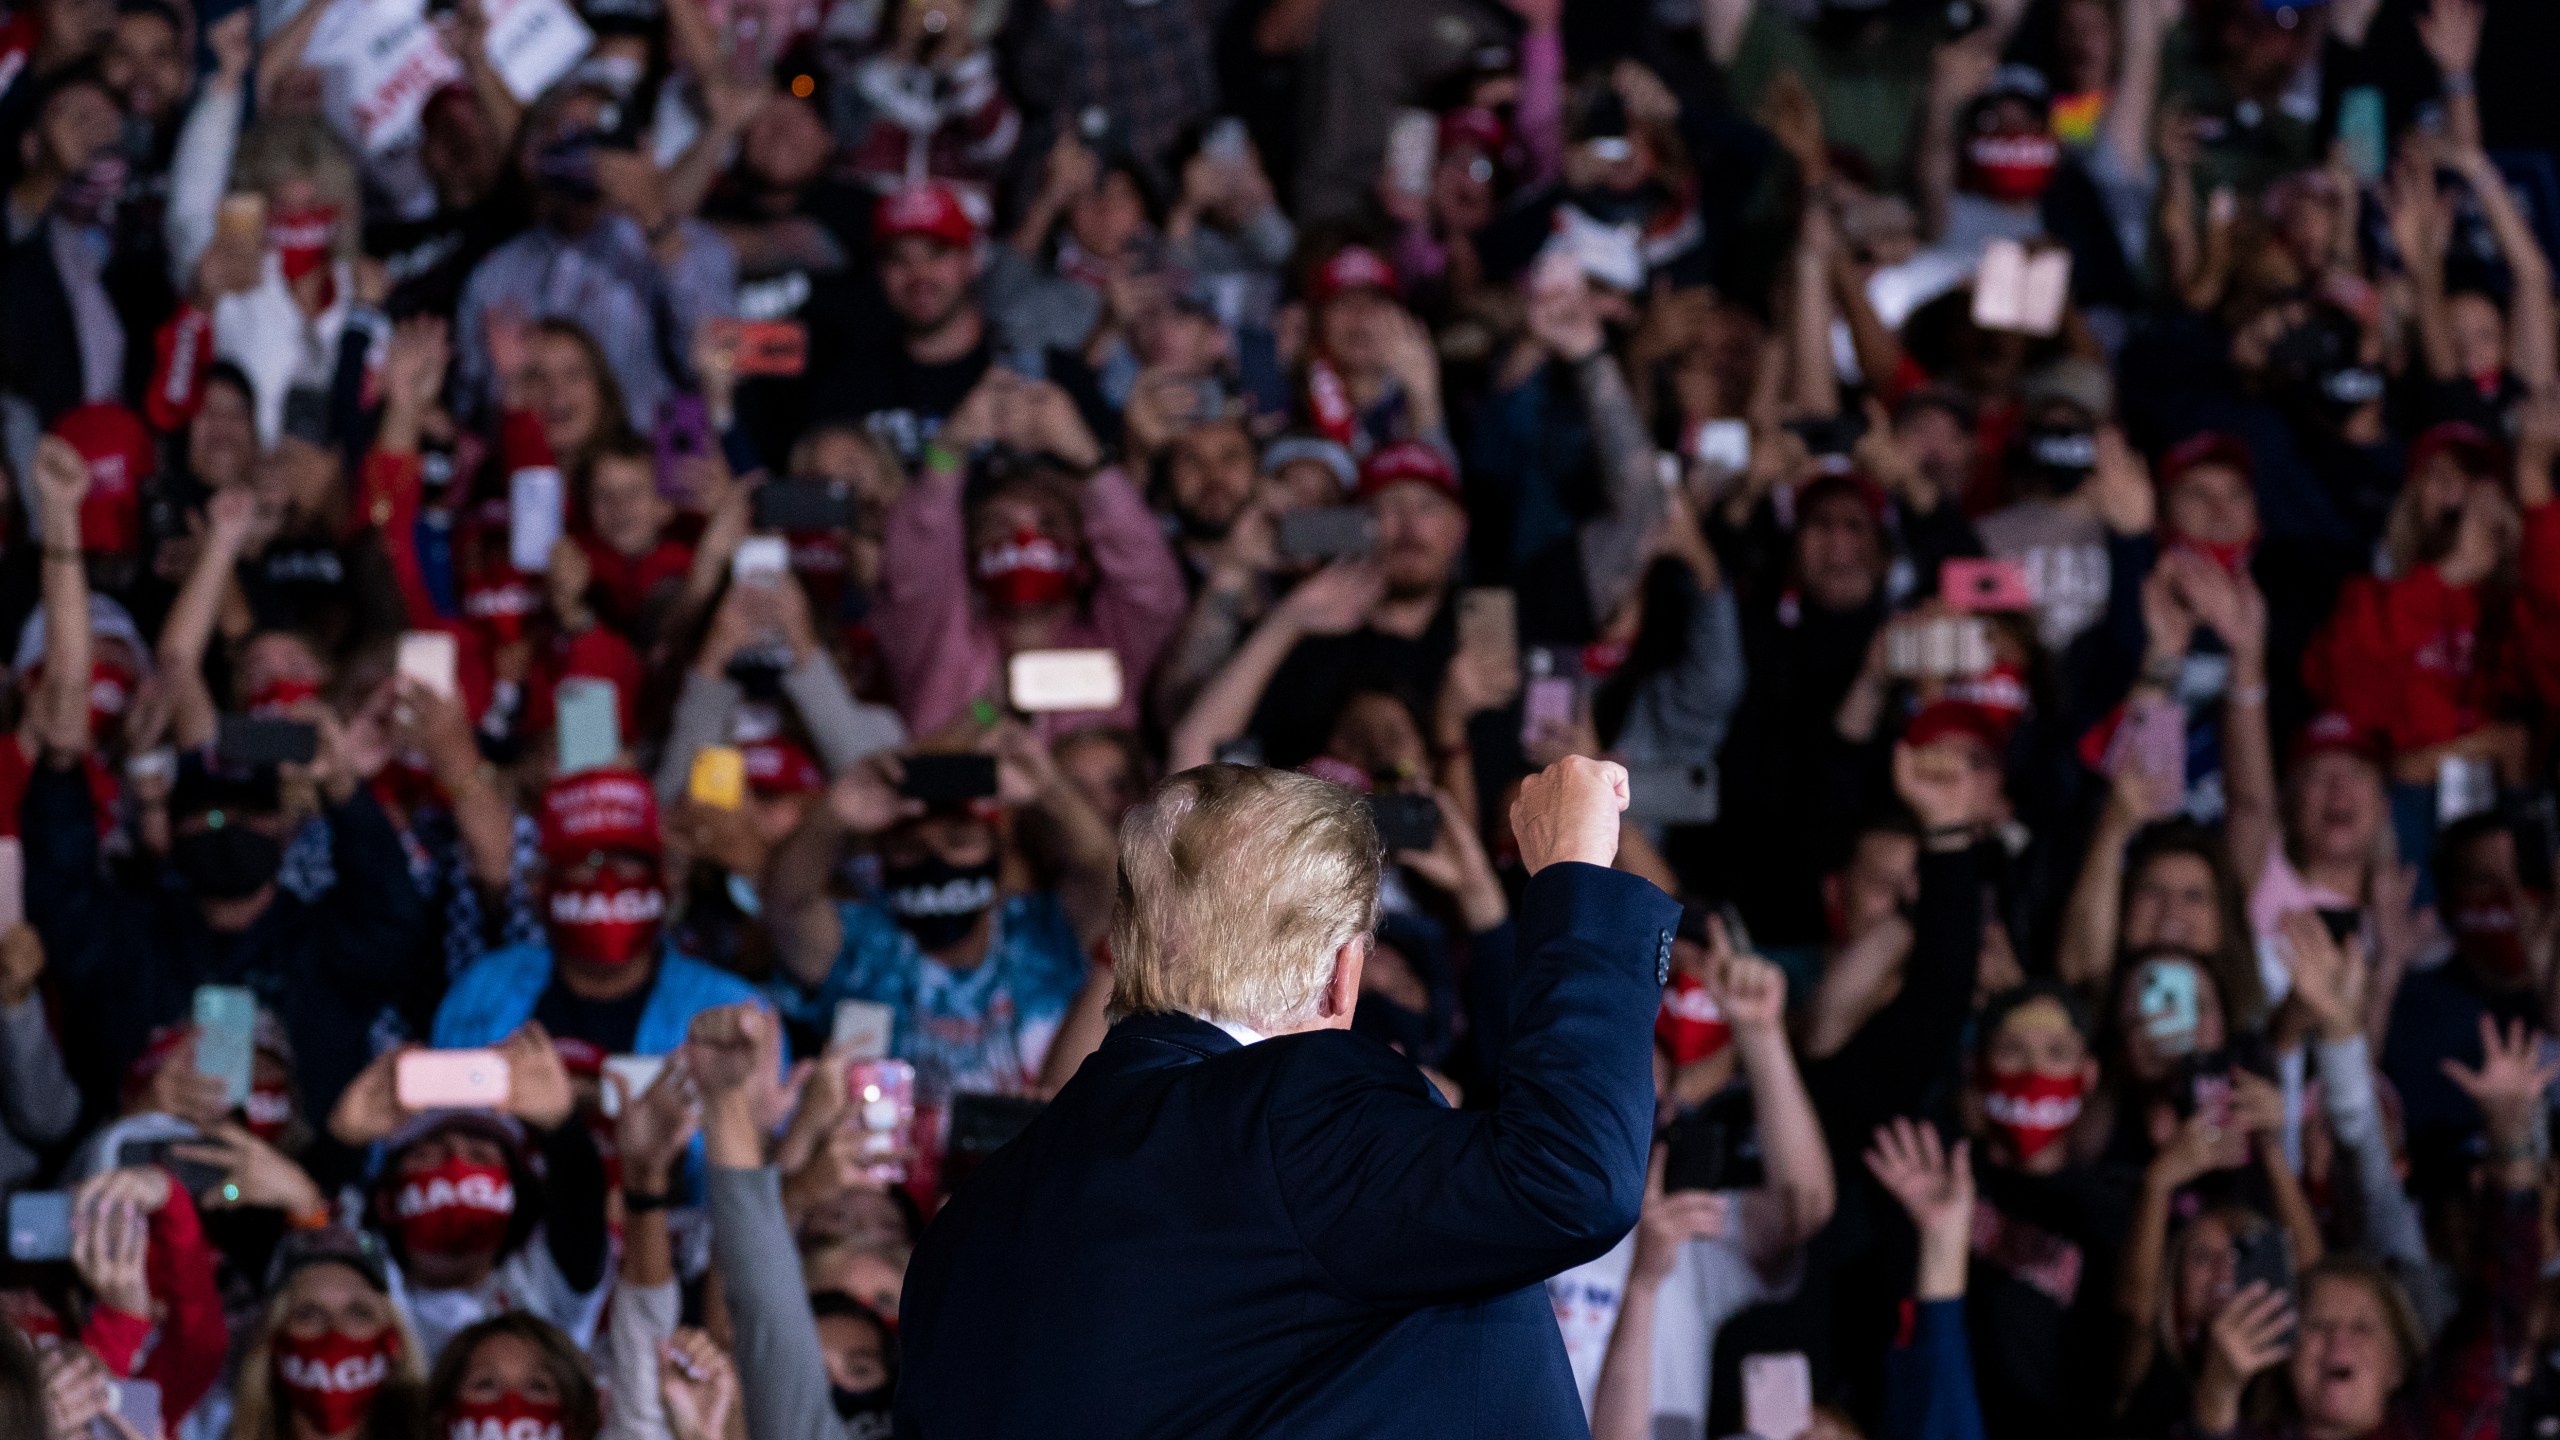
1655, 932, 1672, 986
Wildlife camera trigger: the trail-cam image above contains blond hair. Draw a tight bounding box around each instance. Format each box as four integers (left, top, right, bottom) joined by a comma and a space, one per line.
228, 115, 363, 260
1109, 765, 1381, 1034
226, 1266, 427, 1440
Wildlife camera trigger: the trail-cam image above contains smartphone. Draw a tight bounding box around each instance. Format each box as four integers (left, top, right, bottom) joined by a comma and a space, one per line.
1693, 418, 1750, 478
1368, 792, 1442, 852
1941, 557, 2035, 613
2134, 958, 2201, 1057
944, 1090, 1044, 1195
1520, 646, 1578, 745
6, 1191, 71, 1262
2338, 87, 2387, 185
598, 1053, 665, 1119
732, 320, 808, 378
1784, 410, 1868, 460
2107, 698, 2188, 815
396, 1049, 511, 1110
215, 191, 266, 245
1741, 1352, 1815, 1440
1276, 507, 1376, 563
280, 385, 333, 449
899, 754, 998, 805
508, 464, 565, 574
396, 630, 458, 701
1385, 108, 1438, 198
1623, 763, 1720, 827
1008, 649, 1124, 714
108, 1379, 162, 1438
688, 745, 747, 810
656, 394, 713, 501
829, 999, 895, 1062
732, 534, 789, 586
1456, 588, 1518, 682
555, 677, 621, 775
119, 1137, 229, 1203
217, 714, 320, 767
845, 1058, 916, 1185
0, 836, 21, 936
2233, 1228, 2295, 1305
751, 481, 853, 533
1662, 1085, 1763, 1193
193, 984, 257, 1107
1972, 239, 2072, 336
2438, 755, 2498, 826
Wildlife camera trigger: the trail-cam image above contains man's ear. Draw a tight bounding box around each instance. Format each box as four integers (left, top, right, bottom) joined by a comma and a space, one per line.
1320, 934, 1369, 1028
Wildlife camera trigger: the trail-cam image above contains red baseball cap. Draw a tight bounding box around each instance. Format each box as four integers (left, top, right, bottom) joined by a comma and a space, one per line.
540, 766, 662, 864
742, 736, 825, 795
52, 402, 152, 555
1438, 106, 1510, 160
2157, 431, 2253, 493
1309, 245, 1400, 304
1355, 440, 1459, 502
874, 183, 977, 249
1903, 699, 2008, 754
2408, 420, 2504, 484
2291, 710, 2385, 768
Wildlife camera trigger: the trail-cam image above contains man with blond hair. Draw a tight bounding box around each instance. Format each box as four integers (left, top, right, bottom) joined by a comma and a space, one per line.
896, 756, 1681, 1437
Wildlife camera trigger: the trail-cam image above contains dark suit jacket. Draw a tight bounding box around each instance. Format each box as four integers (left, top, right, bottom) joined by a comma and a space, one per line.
0, 215, 174, 423
897, 861, 1679, 1438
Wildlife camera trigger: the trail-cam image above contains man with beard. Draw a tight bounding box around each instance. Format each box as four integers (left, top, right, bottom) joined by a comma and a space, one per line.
433, 767, 761, 1061
1158, 413, 1261, 586
1170, 440, 1468, 770
816, 181, 993, 465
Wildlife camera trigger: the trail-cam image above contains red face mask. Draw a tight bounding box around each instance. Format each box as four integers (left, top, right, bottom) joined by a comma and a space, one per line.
547, 883, 665, 968
2450, 900, 2529, 979
268, 206, 339, 284
1981, 1070, 2085, 1160
2173, 536, 2255, 577
1965, 132, 2058, 204
973, 528, 1077, 611
244, 1079, 294, 1142
1654, 973, 1730, 1065
447, 1394, 566, 1440
274, 1328, 397, 1436
464, 575, 539, 646
249, 675, 322, 716
390, 1155, 515, 1257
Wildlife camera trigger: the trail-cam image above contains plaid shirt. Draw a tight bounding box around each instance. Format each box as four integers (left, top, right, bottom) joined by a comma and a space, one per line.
1037, 0, 1222, 165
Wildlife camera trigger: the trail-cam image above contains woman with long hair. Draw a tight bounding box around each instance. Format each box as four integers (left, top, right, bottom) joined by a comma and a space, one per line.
227, 1230, 427, 1440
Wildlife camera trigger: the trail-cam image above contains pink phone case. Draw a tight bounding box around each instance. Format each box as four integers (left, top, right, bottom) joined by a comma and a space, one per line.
846, 1059, 916, 1185
396, 1050, 511, 1110
1941, 557, 2036, 613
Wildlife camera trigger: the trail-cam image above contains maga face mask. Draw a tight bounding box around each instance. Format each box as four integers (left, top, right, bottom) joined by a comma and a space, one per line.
973, 529, 1078, 611
274, 1328, 396, 1436
390, 1153, 515, 1256
267, 206, 339, 284
1654, 973, 1731, 1065
547, 881, 666, 968
1965, 131, 2057, 204
447, 1393, 565, 1440
882, 854, 999, 951
1981, 1070, 2085, 1160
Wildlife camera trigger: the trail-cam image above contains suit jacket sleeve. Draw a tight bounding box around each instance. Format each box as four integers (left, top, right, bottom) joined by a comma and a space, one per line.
1267, 861, 1677, 1307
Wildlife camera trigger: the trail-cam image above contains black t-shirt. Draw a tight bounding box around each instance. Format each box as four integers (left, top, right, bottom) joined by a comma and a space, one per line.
1965, 1159, 2136, 1440
1245, 601, 1458, 771
811, 331, 993, 467
366, 192, 529, 322
531, 970, 653, 1056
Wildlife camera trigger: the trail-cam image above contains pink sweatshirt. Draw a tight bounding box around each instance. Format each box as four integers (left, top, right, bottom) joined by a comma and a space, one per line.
875, 462, 1188, 739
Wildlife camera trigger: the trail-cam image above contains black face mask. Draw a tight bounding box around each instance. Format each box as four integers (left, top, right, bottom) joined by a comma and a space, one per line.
831, 1385, 893, 1423
174, 823, 283, 901
2023, 426, 2096, 491
882, 854, 999, 951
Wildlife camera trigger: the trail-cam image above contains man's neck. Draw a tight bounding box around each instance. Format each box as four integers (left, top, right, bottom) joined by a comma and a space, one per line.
1371, 586, 1444, 639
200, 887, 277, 934
998, 606, 1072, 651
908, 306, 985, 367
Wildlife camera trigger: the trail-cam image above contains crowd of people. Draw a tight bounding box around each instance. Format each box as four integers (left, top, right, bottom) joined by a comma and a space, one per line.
0, 0, 2553, 1434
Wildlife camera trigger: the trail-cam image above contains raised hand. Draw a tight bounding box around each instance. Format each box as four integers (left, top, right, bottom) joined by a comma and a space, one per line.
1277, 561, 1387, 637
2440, 1015, 2560, 1155
497, 1022, 575, 1130
71, 1168, 166, 1317
659, 1329, 739, 1440
2416, 0, 2482, 79
1630, 1148, 1729, 1287
2197, 1282, 2295, 1432
174, 1122, 325, 1215
1703, 916, 1785, 1037
1865, 1117, 1972, 1240
2278, 910, 2366, 1043
0, 924, 43, 1009
613, 1050, 702, 1194
1509, 756, 1628, 874
2087, 427, 2155, 536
